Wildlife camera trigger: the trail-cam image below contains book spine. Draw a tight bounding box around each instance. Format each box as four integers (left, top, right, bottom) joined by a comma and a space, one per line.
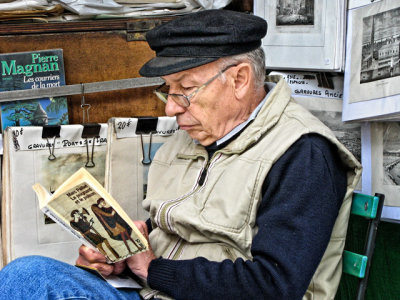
41, 206, 92, 249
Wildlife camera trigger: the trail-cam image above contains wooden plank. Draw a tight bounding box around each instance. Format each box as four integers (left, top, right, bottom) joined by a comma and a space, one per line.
0, 18, 173, 35
0, 77, 164, 102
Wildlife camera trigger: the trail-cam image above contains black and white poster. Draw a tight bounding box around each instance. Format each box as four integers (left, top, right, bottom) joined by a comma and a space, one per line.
343, 0, 400, 121
254, 0, 346, 71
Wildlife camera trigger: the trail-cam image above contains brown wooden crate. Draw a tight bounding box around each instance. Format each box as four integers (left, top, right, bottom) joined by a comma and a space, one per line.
0, 21, 167, 124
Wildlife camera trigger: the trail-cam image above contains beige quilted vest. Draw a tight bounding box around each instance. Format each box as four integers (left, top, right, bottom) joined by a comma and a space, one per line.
141, 76, 362, 299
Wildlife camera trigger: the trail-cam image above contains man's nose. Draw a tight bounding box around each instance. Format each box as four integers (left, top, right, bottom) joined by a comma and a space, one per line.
165, 97, 187, 116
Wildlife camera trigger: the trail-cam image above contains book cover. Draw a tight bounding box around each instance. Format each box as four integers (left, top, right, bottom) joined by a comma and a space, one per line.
0, 49, 69, 131
32, 167, 148, 263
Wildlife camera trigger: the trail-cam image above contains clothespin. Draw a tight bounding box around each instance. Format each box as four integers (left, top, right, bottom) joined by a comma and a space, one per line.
81, 123, 101, 168
136, 117, 158, 165
42, 125, 61, 161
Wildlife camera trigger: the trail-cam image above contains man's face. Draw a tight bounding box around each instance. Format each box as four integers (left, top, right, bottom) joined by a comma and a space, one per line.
162, 62, 240, 146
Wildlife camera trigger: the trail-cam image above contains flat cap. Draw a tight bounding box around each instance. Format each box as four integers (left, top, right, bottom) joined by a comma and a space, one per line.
139, 9, 267, 77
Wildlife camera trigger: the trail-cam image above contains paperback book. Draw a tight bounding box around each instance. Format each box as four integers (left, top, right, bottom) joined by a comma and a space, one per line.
32, 167, 148, 263
0, 49, 69, 131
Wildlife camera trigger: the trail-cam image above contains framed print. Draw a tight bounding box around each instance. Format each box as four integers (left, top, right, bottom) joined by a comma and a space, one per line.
348, 0, 383, 10
254, 0, 346, 71
342, 0, 400, 121
361, 122, 400, 222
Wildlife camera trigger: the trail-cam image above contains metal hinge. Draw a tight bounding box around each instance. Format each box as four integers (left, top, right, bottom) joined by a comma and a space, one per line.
126, 19, 162, 41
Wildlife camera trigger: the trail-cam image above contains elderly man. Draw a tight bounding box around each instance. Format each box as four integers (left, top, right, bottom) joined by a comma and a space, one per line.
0, 9, 361, 300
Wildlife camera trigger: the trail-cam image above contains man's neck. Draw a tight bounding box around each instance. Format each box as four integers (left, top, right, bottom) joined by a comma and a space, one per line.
205, 82, 276, 156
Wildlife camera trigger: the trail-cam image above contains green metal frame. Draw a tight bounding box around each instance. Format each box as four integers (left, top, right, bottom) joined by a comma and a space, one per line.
350, 193, 380, 219
343, 250, 368, 278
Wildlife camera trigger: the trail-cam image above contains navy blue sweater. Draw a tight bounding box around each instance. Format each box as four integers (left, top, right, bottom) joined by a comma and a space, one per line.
146, 134, 348, 300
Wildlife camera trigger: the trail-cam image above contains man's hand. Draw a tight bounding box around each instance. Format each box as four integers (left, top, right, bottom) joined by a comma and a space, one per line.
126, 220, 156, 281
76, 245, 126, 277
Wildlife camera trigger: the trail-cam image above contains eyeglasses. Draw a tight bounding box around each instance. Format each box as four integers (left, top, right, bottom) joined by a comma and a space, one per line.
153, 64, 237, 107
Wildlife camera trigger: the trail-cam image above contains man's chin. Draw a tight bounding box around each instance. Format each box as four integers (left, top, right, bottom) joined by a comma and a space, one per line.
183, 129, 216, 146
192, 136, 215, 147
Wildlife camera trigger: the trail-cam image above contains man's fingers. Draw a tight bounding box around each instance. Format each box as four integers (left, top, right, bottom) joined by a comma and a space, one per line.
89, 262, 114, 276
112, 260, 127, 275
133, 220, 148, 236
76, 245, 117, 277
78, 245, 107, 263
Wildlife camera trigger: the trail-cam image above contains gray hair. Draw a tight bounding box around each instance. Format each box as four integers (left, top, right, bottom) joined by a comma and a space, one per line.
218, 47, 266, 90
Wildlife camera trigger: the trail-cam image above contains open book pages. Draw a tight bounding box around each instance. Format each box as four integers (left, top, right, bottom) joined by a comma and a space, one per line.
76, 264, 142, 289
32, 167, 148, 263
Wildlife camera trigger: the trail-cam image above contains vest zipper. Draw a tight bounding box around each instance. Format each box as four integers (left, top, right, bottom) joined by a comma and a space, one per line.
198, 164, 208, 186
156, 153, 222, 232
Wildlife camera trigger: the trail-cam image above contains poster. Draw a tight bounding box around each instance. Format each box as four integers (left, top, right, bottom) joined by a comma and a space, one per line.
343, 0, 400, 121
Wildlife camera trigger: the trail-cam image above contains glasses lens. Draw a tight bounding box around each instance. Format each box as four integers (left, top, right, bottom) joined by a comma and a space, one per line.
170, 95, 190, 107
154, 84, 190, 107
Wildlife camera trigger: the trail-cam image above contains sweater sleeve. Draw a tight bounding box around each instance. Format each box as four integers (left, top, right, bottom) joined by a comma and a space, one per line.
146, 134, 348, 300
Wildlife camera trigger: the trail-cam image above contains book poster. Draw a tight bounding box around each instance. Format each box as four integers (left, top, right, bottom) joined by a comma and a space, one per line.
3, 125, 108, 265
343, 0, 400, 121
105, 117, 178, 221
0, 49, 69, 131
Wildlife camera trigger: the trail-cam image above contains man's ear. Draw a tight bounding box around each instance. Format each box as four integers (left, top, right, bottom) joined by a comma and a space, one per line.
233, 63, 252, 99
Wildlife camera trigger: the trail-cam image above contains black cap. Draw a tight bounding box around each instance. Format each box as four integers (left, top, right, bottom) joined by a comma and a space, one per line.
139, 9, 267, 77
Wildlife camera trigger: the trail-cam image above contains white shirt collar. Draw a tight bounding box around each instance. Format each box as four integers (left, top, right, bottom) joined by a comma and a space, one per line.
214, 82, 276, 146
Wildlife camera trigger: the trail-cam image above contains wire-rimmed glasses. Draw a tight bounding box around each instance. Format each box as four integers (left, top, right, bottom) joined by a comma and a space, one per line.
153, 64, 237, 107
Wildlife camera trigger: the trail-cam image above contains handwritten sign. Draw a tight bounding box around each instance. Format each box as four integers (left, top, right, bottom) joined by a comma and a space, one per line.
10, 124, 108, 152
114, 117, 178, 139
270, 71, 344, 100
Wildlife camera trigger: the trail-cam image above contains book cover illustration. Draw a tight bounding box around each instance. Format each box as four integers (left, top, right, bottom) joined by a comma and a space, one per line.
0, 49, 69, 131
33, 168, 148, 263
